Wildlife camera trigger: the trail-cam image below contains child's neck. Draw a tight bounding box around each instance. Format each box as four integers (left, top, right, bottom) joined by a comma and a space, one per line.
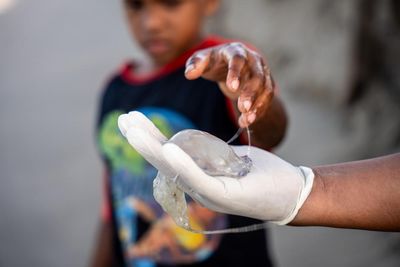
135, 35, 205, 76
134, 59, 157, 76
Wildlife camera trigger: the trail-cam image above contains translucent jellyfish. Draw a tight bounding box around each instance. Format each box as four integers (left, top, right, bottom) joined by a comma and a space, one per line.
153, 129, 253, 232
153, 171, 189, 228
119, 111, 265, 233
168, 129, 252, 177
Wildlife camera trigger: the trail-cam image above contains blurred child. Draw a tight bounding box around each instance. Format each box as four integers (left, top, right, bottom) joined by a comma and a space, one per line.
91, 0, 287, 266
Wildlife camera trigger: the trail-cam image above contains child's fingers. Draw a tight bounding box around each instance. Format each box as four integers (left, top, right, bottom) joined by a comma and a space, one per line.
236, 77, 261, 113
237, 95, 257, 128
238, 83, 274, 127
264, 66, 275, 93
220, 43, 248, 92
240, 54, 270, 113
226, 53, 246, 92
229, 48, 266, 112
239, 90, 274, 126
237, 54, 275, 127
184, 49, 212, 79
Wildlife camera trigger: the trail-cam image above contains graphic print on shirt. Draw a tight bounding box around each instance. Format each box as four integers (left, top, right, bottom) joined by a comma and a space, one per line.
98, 107, 227, 266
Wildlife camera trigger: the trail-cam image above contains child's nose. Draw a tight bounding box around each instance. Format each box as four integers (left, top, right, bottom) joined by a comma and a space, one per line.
142, 6, 165, 31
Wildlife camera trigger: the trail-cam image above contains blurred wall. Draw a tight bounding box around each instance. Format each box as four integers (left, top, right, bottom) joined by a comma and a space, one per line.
0, 0, 399, 267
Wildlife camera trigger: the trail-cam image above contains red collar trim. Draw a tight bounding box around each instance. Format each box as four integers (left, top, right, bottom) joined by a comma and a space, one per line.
120, 36, 228, 85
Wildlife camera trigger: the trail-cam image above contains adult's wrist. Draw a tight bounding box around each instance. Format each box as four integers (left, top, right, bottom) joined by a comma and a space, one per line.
289, 168, 326, 226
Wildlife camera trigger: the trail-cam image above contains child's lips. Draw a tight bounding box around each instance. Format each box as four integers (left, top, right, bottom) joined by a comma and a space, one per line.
145, 39, 170, 55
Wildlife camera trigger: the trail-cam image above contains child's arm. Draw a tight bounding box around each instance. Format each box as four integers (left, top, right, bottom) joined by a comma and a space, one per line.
88, 221, 113, 267
89, 172, 114, 267
185, 42, 287, 150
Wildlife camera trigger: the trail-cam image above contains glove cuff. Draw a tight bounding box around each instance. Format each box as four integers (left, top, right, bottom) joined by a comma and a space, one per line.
273, 166, 315, 225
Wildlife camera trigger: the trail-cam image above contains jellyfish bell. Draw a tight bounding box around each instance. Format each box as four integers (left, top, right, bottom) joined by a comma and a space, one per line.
154, 129, 252, 231
168, 129, 252, 178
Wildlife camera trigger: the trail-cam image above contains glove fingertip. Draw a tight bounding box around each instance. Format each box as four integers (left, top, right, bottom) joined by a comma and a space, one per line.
129, 111, 167, 142
118, 111, 148, 138
117, 114, 130, 137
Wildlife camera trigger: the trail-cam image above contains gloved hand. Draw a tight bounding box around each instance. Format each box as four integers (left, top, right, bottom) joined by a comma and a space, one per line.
161, 144, 314, 224
118, 111, 314, 225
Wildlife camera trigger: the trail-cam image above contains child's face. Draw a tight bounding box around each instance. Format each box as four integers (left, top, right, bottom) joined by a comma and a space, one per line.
123, 0, 219, 66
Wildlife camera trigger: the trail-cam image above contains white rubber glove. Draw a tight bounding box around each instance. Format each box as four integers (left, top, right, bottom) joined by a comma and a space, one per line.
118, 111, 314, 225
118, 111, 175, 178
162, 144, 314, 224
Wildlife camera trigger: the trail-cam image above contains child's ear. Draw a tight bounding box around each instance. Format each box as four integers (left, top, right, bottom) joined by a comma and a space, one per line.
203, 0, 220, 16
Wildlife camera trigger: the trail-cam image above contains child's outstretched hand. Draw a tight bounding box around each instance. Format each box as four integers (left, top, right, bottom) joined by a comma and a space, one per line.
185, 42, 275, 128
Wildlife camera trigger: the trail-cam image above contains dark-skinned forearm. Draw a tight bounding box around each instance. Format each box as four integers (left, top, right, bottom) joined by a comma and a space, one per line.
291, 153, 400, 231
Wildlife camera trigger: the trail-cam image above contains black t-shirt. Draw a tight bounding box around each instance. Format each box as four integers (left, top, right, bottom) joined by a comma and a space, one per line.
96, 37, 274, 267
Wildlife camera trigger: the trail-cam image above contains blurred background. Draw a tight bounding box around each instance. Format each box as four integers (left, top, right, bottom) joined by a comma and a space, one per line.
0, 0, 399, 266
